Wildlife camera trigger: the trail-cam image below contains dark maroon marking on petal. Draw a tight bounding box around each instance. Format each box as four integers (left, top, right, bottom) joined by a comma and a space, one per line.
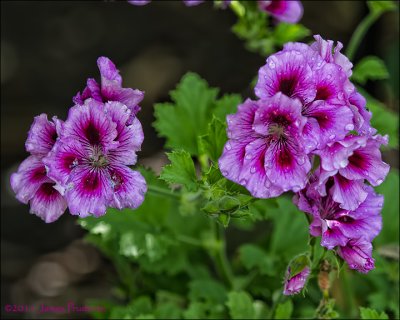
273, 114, 291, 127
30, 166, 47, 182
267, 0, 286, 13
277, 147, 294, 169
315, 86, 332, 101
85, 122, 101, 145
51, 130, 58, 142
348, 151, 368, 170
39, 183, 58, 198
83, 172, 100, 191
279, 77, 298, 98
313, 112, 331, 129
337, 215, 355, 223
63, 155, 78, 171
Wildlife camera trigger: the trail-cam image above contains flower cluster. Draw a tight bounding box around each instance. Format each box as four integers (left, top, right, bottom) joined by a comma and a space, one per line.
11, 57, 147, 222
129, 0, 303, 24
219, 35, 389, 279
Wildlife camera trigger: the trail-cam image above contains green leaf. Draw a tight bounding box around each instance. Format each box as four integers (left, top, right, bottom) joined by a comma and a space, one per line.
274, 300, 293, 319
374, 169, 399, 245
360, 307, 389, 319
272, 23, 310, 47
356, 87, 399, 148
288, 253, 311, 278
367, 1, 397, 15
199, 116, 228, 161
239, 244, 276, 276
183, 302, 207, 319
188, 279, 227, 304
160, 150, 198, 191
226, 291, 255, 319
213, 93, 242, 122
352, 56, 389, 85
153, 72, 218, 155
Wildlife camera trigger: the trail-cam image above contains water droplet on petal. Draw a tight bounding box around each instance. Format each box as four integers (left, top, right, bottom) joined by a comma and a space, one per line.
250, 166, 256, 174
329, 134, 336, 140
327, 74, 332, 79
221, 170, 229, 177
245, 153, 252, 160
240, 178, 248, 186
376, 178, 383, 185
296, 156, 305, 165
337, 92, 344, 100
339, 159, 348, 168
264, 180, 271, 187
225, 142, 232, 150
345, 123, 354, 131
269, 61, 276, 69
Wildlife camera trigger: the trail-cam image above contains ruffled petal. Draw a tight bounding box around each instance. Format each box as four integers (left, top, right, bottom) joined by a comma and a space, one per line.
64, 165, 112, 218
107, 165, 147, 210
30, 183, 67, 223
332, 174, 367, 211
337, 238, 375, 273
25, 114, 58, 156
43, 138, 87, 187
63, 99, 118, 151
226, 99, 259, 140
259, 0, 303, 24
255, 50, 316, 104
10, 156, 50, 204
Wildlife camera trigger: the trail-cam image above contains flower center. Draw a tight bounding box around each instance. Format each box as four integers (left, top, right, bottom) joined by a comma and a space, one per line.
89, 145, 109, 168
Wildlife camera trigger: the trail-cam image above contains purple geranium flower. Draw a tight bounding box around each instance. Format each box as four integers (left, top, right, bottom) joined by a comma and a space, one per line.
73, 57, 144, 124
296, 179, 383, 250
11, 114, 67, 222
337, 237, 375, 273
44, 99, 147, 218
219, 93, 311, 198
258, 0, 303, 24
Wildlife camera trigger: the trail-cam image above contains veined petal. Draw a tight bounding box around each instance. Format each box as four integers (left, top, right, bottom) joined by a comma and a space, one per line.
30, 183, 67, 223
108, 165, 147, 210
63, 98, 118, 151
25, 114, 58, 156
10, 156, 50, 204
332, 174, 367, 211
337, 238, 375, 273
64, 165, 112, 218
255, 50, 316, 104
43, 138, 87, 187
259, 0, 303, 24
226, 99, 259, 140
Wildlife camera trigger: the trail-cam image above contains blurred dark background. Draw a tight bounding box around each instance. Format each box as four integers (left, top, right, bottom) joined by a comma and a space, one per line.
1, 1, 398, 319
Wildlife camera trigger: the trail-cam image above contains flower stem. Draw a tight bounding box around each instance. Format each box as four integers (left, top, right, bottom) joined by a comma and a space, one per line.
147, 184, 180, 200
211, 221, 235, 289
346, 10, 381, 61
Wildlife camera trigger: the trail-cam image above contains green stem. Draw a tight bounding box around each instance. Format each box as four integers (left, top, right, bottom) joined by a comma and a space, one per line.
176, 234, 203, 247
341, 267, 358, 318
147, 184, 180, 200
346, 11, 381, 61
211, 221, 235, 289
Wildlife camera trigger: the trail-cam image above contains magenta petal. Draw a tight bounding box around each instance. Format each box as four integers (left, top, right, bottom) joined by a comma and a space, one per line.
283, 266, 310, 295
97, 56, 123, 85
219, 139, 252, 183
65, 165, 112, 218
313, 63, 347, 104
320, 224, 348, 249
264, 142, 311, 192
259, 0, 303, 24
303, 100, 354, 148
10, 156, 50, 204
30, 183, 67, 223
241, 139, 284, 198
25, 114, 58, 156
339, 135, 390, 186
348, 90, 373, 135
226, 99, 259, 140
183, 0, 205, 6
255, 50, 316, 104
108, 165, 147, 210
43, 138, 87, 187
337, 238, 375, 273
128, 0, 151, 5
332, 175, 367, 211
63, 99, 118, 150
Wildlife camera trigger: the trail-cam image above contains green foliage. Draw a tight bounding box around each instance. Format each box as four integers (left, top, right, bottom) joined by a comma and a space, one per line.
352, 56, 390, 85
226, 291, 255, 319
239, 244, 276, 276
154, 73, 241, 156
160, 150, 198, 191
367, 1, 397, 15
231, 1, 309, 56
274, 300, 293, 319
359, 307, 389, 319
199, 116, 228, 162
